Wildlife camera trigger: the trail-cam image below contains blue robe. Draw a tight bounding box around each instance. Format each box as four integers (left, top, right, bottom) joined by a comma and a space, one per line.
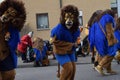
88, 14, 116, 57
8, 26, 20, 68
0, 26, 20, 71
51, 24, 80, 65
114, 30, 120, 50
114, 30, 120, 41
33, 45, 48, 61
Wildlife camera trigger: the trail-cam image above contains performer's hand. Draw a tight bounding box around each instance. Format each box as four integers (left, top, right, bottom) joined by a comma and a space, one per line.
5, 32, 10, 41
80, 27, 83, 32
76, 37, 81, 44
33, 54, 36, 58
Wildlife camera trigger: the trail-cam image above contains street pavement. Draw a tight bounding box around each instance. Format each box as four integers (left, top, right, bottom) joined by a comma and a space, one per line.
15, 55, 120, 80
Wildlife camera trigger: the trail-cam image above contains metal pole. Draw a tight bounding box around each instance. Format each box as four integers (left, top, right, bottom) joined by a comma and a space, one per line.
59, 0, 62, 8
117, 0, 120, 17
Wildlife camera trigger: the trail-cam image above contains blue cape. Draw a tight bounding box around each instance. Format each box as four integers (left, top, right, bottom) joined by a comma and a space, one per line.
33, 45, 48, 61
88, 14, 116, 56
114, 30, 120, 50
8, 26, 20, 68
114, 30, 120, 42
51, 24, 80, 51
51, 23, 80, 65
51, 24, 80, 43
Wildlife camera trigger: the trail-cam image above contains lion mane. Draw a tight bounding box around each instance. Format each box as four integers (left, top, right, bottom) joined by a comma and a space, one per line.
0, 0, 26, 31
0, 0, 26, 61
60, 5, 79, 32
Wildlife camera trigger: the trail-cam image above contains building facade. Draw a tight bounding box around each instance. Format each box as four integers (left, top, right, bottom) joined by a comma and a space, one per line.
22, 0, 111, 40
111, 0, 120, 17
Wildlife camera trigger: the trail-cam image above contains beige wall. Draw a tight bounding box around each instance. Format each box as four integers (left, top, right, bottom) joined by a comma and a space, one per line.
21, 0, 60, 40
21, 0, 111, 40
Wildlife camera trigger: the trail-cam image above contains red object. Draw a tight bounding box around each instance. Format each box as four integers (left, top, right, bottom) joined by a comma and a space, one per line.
17, 35, 32, 53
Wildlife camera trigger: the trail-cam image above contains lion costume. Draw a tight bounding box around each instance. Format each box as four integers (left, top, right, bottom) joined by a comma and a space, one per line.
50, 5, 80, 80
114, 17, 120, 62
33, 37, 50, 67
0, 0, 26, 80
88, 9, 118, 75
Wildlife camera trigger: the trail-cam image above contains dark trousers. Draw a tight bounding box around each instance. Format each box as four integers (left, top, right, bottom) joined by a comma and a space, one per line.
21, 53, 26, 60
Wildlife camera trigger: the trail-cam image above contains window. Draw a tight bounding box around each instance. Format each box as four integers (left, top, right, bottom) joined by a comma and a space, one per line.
111, 0, 117, 15
79, 11, 83, 26
111, 0, 117, 4
36, 13, 49, 30
111, 0, 117, 8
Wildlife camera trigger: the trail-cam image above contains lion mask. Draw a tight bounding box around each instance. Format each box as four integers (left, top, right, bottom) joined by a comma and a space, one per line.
60, 5, 79, 32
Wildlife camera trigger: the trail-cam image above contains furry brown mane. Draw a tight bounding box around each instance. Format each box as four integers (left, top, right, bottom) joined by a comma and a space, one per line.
98, 9, 114, 22
0, 0, 26, 31
115, 17, 120, 30
60, 5, 79, 32
87, 10, 102, 27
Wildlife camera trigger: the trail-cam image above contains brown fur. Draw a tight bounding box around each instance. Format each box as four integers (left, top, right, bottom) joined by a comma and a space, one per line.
87, 10, 102, 27
59, 62, 74, 80
0, 0, 26, 61
106, 23, 117, 46
56, 5, 79, 79
115, 51, 120, 61
115, 17, 120, 30
33, 37, 50, 66
33, 37, 44, 51
0, 0, 26, 31
52, 39, 73, 55
0, 1, 26, 80
42, 57, 49, 66
0, 69, 16, 80
60, 5, 79, 32
98, 9, 114, 22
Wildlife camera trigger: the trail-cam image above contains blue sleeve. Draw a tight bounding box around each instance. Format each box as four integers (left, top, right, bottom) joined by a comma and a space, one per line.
33, 48, 41, 61
8, 29, 20, 51
114, 30, 120, 42
73, 28, 80, 42
88, 24, 95, 51
51, 27, 56, 38
42, 46, 48, 58
51, 24, 70, 41
51, 25, 64, 41
75, 29, 80, 38
7, 27, 20, 68
51, 24, 80, 42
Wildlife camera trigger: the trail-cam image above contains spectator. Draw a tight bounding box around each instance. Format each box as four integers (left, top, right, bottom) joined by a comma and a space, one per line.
17, 31, 33, 63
